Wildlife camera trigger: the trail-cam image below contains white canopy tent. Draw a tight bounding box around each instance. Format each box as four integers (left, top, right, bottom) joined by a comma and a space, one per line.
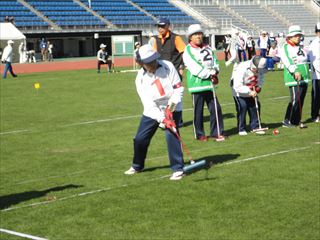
0, 23, 26, 63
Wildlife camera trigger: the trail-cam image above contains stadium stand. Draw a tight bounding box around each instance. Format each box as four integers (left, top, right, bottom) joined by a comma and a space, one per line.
227, 4, 288, 33
267, 3, 318, 34
131, 0, 198, 26
0, 0, 48, 28
80, 0, 155, 27
26, 0, 105, 28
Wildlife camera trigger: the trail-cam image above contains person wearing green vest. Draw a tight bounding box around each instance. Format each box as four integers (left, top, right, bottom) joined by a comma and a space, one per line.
279, 25, 310, 128
183, 24, 225, 142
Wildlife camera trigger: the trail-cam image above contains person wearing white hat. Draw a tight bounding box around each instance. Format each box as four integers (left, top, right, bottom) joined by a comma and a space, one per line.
183, 24, 225, 141
230, 56, 268, 135
258, 31, 271, 58
97, 43, 112, 73
307, 23, 320, 122
124, 44, 184, 181
279, 25, 310, 128
1, 40, 17, 79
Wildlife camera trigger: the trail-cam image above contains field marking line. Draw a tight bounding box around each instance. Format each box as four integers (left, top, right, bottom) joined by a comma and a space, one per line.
1, 145, 311, 213
0, 95, 288, 135
0, 129, 30, 135
220, 146, 310, 166
0, 228, 48, 240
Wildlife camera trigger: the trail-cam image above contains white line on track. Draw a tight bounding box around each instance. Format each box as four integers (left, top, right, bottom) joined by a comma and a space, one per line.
0, 228, 48, 240
1, 145, 310, 213
0, 95, 288, 135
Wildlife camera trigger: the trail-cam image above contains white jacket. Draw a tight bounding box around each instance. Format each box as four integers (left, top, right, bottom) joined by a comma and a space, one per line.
231, 61, 264, 97
1, 44, 13, 63
308, 36, 320, 80
135, 60, 182, 123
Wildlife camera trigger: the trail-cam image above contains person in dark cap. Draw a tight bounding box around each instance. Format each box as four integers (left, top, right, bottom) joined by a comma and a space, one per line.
307, 23, 320, 123
151, 17, 186, 127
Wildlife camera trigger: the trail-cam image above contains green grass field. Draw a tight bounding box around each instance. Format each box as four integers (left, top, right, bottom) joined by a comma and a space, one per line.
0, 64, 319, 240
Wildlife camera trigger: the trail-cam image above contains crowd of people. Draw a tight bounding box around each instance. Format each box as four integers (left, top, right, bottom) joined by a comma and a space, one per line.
124, 18, 320, 181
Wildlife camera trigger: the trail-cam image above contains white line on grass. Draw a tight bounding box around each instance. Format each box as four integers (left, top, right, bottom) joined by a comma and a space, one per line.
1, 146, 310, 212
0, 228, 48, 240
0, 95, 288, 135
0, 129, 30, 135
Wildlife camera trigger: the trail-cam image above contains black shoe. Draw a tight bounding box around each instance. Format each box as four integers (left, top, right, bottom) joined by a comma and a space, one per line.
12, 74, 17, 78
282, 121, 296, 128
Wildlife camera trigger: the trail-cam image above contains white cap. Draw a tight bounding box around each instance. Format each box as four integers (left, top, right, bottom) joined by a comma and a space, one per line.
137, 44, 160, 64
7, 40, 14, 44
187, 24, 203, 38
287, 25, 303, 37
251, 56, 267, 70
99, 43, 106, 48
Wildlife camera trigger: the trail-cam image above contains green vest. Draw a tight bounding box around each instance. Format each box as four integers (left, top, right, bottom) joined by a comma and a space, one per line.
283, 44, 310, 87
186, 71, 214, 93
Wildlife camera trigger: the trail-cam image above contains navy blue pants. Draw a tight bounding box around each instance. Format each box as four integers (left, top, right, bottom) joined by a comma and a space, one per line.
284, 83, 308, 125
192, 91, 224, 139
311, 79, 320, 120
2, 62, 16, 78
233, 96, 260, 132
132, 114, 184, 172
237, 49, 247, 62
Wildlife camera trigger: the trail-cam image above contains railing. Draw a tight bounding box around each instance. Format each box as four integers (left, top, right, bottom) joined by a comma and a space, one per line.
181, 0, 305, 4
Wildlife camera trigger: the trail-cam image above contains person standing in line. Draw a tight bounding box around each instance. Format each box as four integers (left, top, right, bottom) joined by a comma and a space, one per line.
152, 17, 186, 127
48, 41, 54, 61
246, 35, 256, 60
279, 25, 310, 128
258, 31, 271, 58
18, 42, 26, 63
235, 31, 247, 62
124, 44, 185, 181
97, 43, 112, 73
183, 24, 225, 142
231, 56, 268, 135
223, 34, 232, 61
1, 40, 17, 78
39, 38, 47, 61
307, 23, 320, 123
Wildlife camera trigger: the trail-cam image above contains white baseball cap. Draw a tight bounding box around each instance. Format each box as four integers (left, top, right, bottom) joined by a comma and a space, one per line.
187, 24, 203, 38
99, 43, 106, 48
7, 40, 14, 44
287, 25, 303, 37
137, 44, 160, 64
315, 23, 320, 32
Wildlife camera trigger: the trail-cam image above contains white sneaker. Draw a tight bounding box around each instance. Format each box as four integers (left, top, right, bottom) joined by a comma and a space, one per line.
239, 131, 247, 136
170, 171, 184, 181
124, 167, 140, 175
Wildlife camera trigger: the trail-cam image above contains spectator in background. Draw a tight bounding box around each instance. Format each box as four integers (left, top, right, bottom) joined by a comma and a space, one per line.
266, 41, 280, 71
97, 43, 112, 73
134, 41, 142, 67
148, 32, 156, 47
223, 34, 232, 61
39, 38, 47, 61
9, 16, 15, 25
48, 41, 54, 61
152, 17, 186, 127
26, 50, 36, 63
258, 31, 271, 58
246, 35, 256, 60
18, 42, 26, 63
235, 31, 247, 62
307, 23, 320, 123
1, 40, 17, 78
4, 16, 9, 22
